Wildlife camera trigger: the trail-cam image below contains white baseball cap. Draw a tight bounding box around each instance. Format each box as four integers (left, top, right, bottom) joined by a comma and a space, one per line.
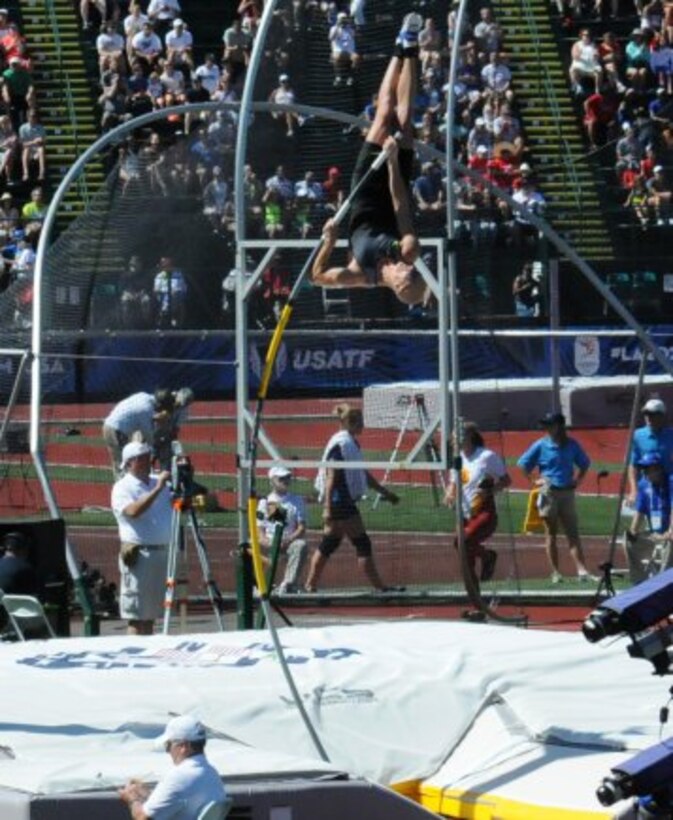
654, 165, 664, 173
642, 398, 666, 414
269, 465, 292, 480
120, 441, 151, 468
156, 715, 206, 747
172, 17, 184, 26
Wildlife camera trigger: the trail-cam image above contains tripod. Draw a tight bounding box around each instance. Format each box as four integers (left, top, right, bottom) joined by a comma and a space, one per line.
373, 393, 446, 508
163, 495, 225, 635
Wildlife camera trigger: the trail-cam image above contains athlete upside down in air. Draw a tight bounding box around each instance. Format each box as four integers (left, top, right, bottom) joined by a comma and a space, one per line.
311, 13, 429, 307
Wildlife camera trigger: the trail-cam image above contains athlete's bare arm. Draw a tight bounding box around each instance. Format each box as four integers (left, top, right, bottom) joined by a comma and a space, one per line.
311, 218, 370, 288
384, 136, 420, 263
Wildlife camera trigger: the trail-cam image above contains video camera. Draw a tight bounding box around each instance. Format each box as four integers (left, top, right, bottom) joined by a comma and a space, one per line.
169, 441, 205, 503
582, 569, 673, 675
597, 739, 673, 812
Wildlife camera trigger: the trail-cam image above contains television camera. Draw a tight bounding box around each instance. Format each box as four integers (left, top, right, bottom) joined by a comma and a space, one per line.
582, 569, 673, 675
596, 739, 673, 814
169, 441, 207, 506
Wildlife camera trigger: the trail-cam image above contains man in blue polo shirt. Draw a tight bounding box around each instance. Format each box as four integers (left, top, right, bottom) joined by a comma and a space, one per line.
627, 398, 673, 506
625, 451, 673, 584
518, 411, 594, 583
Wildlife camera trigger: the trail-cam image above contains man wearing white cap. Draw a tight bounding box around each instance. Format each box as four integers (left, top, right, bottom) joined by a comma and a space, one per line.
165, 18, 193, 73
628, 398, 673, 506
119, 715, 228, 819
111, 441, 172, 634
257, 466, 307, 593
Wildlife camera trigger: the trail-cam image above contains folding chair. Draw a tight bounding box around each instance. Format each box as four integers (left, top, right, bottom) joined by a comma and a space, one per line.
196, 797, 233, 820
0, 592, 56, 641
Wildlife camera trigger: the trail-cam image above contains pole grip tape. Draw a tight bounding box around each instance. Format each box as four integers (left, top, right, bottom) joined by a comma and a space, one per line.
247, 497, 268, 598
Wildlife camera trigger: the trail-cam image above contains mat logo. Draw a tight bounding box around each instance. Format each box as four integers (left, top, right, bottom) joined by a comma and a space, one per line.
292, 348, 375, 371
280, 684, 375, 708
16, 641, 361, 672
574, 335, 600, 376
249, 342, 288, 382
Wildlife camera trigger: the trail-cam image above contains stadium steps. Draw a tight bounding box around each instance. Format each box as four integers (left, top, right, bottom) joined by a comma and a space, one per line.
18, 0, 105, 224
493, 0, 615, 260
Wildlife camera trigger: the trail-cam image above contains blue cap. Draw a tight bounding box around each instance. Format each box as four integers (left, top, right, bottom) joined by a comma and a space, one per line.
539, 411, 565, 426
638, 452, 663, 468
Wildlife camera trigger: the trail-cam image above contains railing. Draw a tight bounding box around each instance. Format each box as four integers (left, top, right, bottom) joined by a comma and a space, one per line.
42, 0, 90, 207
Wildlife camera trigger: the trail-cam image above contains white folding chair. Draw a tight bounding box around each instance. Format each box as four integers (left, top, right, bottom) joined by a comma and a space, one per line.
0, 592, 56, 641
196, 797, 233, 820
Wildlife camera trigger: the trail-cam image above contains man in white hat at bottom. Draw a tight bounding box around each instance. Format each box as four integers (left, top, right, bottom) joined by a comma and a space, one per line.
119, 715, 228, 819
257, 465, 308, 593
111, 441, 172, 635
627, 398, 673, 507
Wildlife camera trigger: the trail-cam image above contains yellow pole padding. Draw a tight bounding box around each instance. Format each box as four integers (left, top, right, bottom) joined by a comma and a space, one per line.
247, 497, 268, 597
523, 487, 545, 533
259, 303, 294, 398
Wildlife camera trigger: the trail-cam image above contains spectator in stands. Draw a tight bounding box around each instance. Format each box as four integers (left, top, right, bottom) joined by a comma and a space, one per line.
322, 165, 344, 215
598, 31, 624, 92
2, 56, 34, 131
99, 75, 130, 132
165, 17, 193, 77
624, 452, 673, 584
481, 50, 512, 100
627, 174, 653, 226
123, 1, 148, 52
651, 32, 673, 94
130, 21, 163, 73
80, 0, 107, 31
222, 16, 251, 89
583, 83, 619, 149
0, 191, 19, 244
96, 21, 126, 74
511, 179, 546, 247
569, 29, 603, 96
147, 0, 181, 38
183, 75, 210, 133
242, 162, 263, 235
444, 421, 510, 608
262, 184, 285, 239
193, 52, 221, 96
647, 164, 672, 220
269, 74, 303, 137
119, 254, 151, 328
414, 69, 443, 126
467, 116, 494, 157
493, 104, 524, 158
19, 108, 45, 182
413, 160, 444, 226
625, 28, 652, 92
329, 11, 360, 87
202, 165, 229, 232
153, 255, 187, 328
257, 466, 308, 594
474, 7, 502, 56
304, 403, 400, 593
419, 17, 442, 73
518, 411, 595, 583
158, 59, 186, 104
628, 398, 673, 505
616, 122, 644, 176
0, 113, 17, 185
649, 87, 673, 124
512, 261, 540, 316
294, 170, 323, 238
21, 186, 47, 241
127, 61, 148, 95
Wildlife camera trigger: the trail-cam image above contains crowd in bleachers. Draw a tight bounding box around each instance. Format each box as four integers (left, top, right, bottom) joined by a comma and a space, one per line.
566, 7, 673, 228
0, 5, 51, 328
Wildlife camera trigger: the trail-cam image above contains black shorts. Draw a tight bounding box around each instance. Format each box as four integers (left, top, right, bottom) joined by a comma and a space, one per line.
348, 141, 415, 236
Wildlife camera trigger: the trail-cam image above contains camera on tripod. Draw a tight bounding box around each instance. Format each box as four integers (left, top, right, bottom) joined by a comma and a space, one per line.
170, 441, 200, 503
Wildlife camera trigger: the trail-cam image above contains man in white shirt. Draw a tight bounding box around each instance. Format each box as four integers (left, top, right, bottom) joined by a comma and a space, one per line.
103, 389, 175, 478
193, 53, 220, 96
147, 0, 181, 37
131, 21, 163, 70
257, 466, 308, 593
119, 715, 229, 819
153, 256, 187, 328
111, 441, 173, 634
165, 18, 193, 72
329, 11, 360, 86
96, 21, 125, 70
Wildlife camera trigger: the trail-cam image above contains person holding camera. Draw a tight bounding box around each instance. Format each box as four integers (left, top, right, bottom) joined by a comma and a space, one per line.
111, 441, 172, 635
625, 452, 673, 585
257, 465, 308, 594
444, 422, 511, 608
328, 11, 360, 87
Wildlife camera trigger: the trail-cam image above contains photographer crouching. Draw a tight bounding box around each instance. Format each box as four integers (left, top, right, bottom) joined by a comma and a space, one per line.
111, 441, 172, 635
